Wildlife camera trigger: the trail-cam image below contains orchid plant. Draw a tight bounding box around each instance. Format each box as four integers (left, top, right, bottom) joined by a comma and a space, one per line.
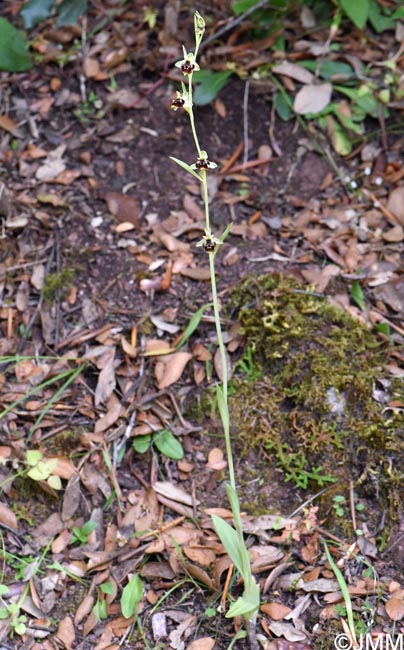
170, 12, 260, 648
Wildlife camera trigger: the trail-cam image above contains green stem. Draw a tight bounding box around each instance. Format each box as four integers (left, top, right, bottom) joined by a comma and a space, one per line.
208, 252, 235, 489
201, 171, 210, 233
188, 76, 201, 156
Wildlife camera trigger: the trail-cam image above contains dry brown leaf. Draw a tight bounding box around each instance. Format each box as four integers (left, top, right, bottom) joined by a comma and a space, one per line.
0, 502, 18, 531
261, 602, 292, 620
104, 192, 141, 226
35, 144, 66, 181
186, 638, 215, 650
55, 616, 75, 649
183, 546, 216, 567
83, 56, 100, 78
0, 114, 24, 138
250, 545, 284, 572
383, 225, 404, 242
62, 474, 81, 521
385, 596, 404, 621
180, 267, 212, 281
153, 481, 198, 506
273, 61, 314, 84
94, 396, 121, 434
387, 186, 404, 226
206, 447, 227, 471
213, 346, 232, 382
293, 83, 332, 114
74, 592, 95, 625
154, 351, 192, 389
51, 529, 72, 554
94, 351, 116, 406
156, 230, 190, 252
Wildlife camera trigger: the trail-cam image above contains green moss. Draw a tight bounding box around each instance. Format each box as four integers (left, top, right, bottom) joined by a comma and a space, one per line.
228, 273, 403, 538
43, 268, 75, 301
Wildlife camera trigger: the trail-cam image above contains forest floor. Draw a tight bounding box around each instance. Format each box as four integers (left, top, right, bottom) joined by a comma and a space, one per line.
0, 2, 403, 649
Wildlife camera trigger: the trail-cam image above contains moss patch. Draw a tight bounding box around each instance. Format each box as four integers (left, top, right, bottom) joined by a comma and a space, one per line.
228, 273, 403, 540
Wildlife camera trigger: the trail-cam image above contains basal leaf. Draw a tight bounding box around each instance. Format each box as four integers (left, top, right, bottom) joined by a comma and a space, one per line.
132, 435, 152, 454
226, 579, 260, 620
211, 513, 244, 577
193, 70, 233, 106
153, 429, 184, 460
351, 281, 365, 311
121, 574, 143, 619
26, 450, 42, 466
0, 18, 32, 72
175, 303, 213, 349
21, 0, 55, 28
57, 0, 87, 26
340, 0, 369, 29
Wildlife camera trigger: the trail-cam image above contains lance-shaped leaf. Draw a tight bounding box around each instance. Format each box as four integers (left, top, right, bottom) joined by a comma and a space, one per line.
170, 156, 203, 182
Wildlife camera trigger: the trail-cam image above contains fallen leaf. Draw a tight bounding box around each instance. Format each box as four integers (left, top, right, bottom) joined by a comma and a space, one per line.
35, 144, 67, 181
83, 56, 100, 78
385, 596, 404, 621
56, 616, 76, 650
383, 225, 404, 242
293, 83, 332, 115
0, 502, 18, 531
0, 114, 24, 138
206, 447, 227, 471
154, 351, 192, 388
104, 192, 141, 226
273, 61, 314, 84
186, 638, 215, 650
386, 186, 404, 226
261, 602, 292, 620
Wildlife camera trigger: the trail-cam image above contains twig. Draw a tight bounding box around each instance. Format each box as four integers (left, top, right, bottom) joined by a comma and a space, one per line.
242, 80, 250, 169
349, 479, 357, 534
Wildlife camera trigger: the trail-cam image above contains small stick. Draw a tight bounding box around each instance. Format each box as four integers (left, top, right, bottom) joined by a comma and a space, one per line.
242, 80, 250, 169
220, 141, 244, 175
349, 479, 357, 534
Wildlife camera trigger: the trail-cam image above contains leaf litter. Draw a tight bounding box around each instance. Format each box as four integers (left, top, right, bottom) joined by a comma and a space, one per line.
0, 3, 403, 650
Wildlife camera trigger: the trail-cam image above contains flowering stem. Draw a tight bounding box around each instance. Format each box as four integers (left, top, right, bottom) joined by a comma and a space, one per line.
188, 76, 202, 156
208, 251, 235, 487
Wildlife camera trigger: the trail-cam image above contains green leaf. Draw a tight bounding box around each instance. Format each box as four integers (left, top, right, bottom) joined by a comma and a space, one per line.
175, 303, 213, 349
0, 608, 9, 619
226, 580, 260, 620
327, 116, 352, 155
101, 581, 114, 594
351, 281, 365, 311
21, 0, 55, 28
193, 70, 233, 106
211, 514, 244, 577
28, 462, 50, 481
318, 61, 355, 81
81, 520, 97, 537
374, 322, 390, 337
216, 385, 230, 433
57, 0, 87, 26
368, 0, 396, 33
132, 435, 151, 454
26, 450, 42, 466
0, 586, 9, 597
170, 156, 203, 182
340, 0, 369, 29
275, 92, 292, 121
121, 574, 143, 619
232, 0, 262, 15
153, 429, 184, 460
0, 18, 32, 72
47, 475, 62, 490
